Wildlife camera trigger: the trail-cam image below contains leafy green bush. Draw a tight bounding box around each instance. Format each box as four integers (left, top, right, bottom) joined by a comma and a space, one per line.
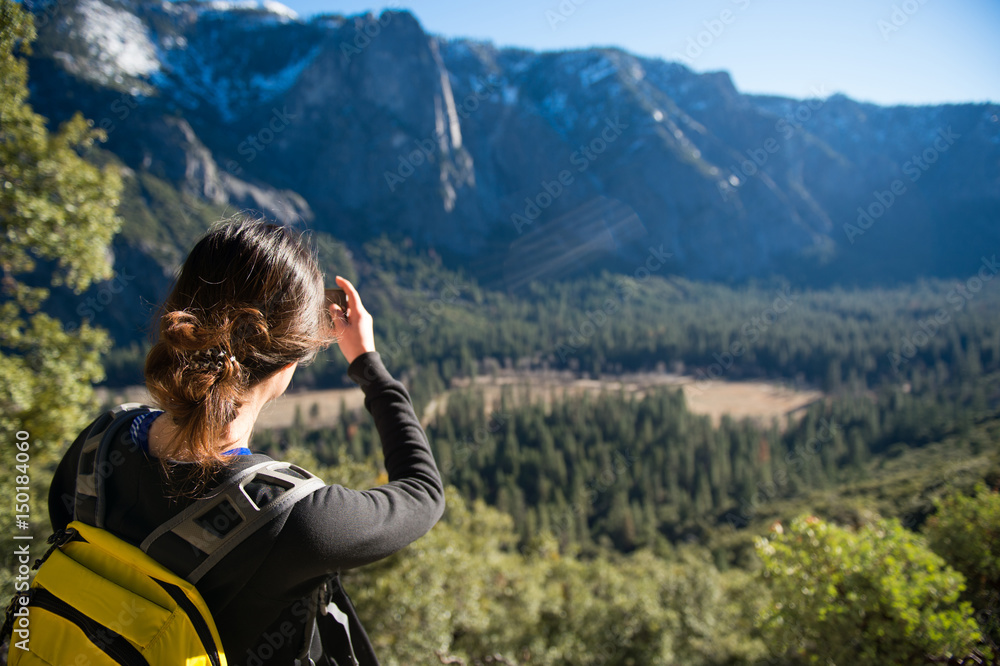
925, 483, 1000, 653
755, 514, 981, 665
344, 483, 766, 665
1, 0, 123, 600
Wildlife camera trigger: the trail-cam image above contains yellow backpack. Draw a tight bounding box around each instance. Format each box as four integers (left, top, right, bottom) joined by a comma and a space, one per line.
3, 404, 325, 665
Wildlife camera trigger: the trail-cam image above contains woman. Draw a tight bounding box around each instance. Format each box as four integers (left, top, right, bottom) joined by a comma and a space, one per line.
46, 216, 446, 664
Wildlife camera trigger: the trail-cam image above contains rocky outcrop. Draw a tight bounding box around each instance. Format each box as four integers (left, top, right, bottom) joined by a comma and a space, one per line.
25, 0, 1000, 289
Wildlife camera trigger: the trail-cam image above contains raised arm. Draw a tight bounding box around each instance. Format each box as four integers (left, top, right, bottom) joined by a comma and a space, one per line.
272, 351, 445, 580
262, 276, 445, 580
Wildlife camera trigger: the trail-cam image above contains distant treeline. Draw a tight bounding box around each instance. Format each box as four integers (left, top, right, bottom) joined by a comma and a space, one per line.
256, 367, 999, 562
104, 238, 1000, 408
107, 237, 1000, 558
139, 240, 1000, 663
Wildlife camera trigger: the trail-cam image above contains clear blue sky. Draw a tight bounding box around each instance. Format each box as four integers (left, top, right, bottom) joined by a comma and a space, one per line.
276, 0, 999, 106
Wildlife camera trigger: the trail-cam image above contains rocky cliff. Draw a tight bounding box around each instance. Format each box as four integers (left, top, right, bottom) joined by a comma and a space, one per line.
23, 0, 1000, 298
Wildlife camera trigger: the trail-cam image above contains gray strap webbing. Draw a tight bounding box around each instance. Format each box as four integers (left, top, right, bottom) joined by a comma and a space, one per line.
76, 404, 328, 586
75, 403, 150, 528
140, 461, 326, 584
139, 461, 273, 552
325, 599, 360, 666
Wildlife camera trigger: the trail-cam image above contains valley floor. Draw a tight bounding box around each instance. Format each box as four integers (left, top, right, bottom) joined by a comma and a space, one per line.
96, 371, 823, 431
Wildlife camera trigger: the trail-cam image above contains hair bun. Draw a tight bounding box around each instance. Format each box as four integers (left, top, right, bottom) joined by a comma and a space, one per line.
143, 216, 333, 481
160, 310, 241, 382
229, 306, 271, 353
160, 310, 198, 350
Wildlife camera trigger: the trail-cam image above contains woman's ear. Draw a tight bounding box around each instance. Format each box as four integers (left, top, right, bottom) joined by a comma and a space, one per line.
269, 361, 298, 400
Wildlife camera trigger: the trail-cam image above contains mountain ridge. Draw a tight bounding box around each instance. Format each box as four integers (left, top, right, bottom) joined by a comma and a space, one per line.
22, 0, 1000, 311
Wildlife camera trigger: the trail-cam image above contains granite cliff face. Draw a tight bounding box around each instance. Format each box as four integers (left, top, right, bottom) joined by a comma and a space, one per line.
24, 0, 1000, 292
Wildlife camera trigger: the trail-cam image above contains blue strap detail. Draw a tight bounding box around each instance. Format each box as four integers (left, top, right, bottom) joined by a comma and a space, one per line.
131, 410, 252, 457
130, 410, 163, 455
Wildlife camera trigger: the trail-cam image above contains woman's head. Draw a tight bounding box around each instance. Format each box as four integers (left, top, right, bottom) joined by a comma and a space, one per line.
144, 215, 334, 468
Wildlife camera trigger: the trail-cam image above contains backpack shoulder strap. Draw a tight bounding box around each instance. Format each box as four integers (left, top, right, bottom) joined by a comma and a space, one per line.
74, 402, 156, 528
314, 571, 381, 666
74, 404, 326, 585
140, 460, 326, 584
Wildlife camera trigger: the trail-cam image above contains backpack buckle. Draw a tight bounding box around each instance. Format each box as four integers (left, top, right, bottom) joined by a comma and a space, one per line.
32, 527, 79, 570
317, 579, 332, 615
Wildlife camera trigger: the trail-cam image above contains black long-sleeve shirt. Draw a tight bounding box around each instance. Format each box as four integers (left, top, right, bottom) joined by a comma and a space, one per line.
47, 352, 445, 664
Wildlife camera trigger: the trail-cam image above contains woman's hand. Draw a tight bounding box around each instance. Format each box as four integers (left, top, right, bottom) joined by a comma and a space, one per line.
329, 275, 376, 365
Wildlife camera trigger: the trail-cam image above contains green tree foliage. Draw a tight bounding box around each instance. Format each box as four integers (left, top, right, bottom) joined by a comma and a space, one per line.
1, 0, 122, 452
925, 484, 1000, 653
207, 356, 1000, 664
755, 514, 982, 665
925, 484, 1000, 598
253, 423, 1000, 665
0, 0, 122, 594
326, 242, 1000, 400
342, 486, 767, 666
419, 376, 999, 556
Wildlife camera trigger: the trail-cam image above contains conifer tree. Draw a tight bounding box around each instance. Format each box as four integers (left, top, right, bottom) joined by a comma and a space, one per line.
0, 0, 123, 450
0, 0, 123, 597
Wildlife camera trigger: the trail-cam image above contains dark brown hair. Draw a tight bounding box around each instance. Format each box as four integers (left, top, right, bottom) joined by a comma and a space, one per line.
144, 215, 334, 480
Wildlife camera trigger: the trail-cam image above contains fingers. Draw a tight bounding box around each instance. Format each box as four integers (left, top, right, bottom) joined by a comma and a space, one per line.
325, 294, 345, 330
330, 276, 376, 364
328, 302, 347, 330
335, 275, 367, 317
